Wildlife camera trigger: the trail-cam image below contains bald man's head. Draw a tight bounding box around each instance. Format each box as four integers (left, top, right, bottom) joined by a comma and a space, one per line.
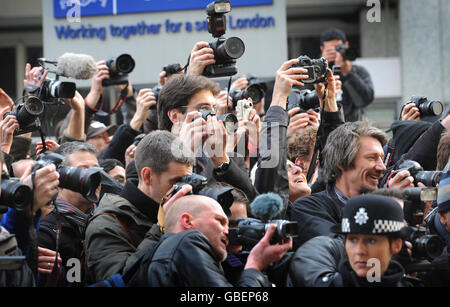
164, 195, 229, 262
164, 195, 222, 232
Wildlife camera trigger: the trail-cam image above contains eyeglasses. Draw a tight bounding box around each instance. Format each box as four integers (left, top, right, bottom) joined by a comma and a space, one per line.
178, 104, 217, 112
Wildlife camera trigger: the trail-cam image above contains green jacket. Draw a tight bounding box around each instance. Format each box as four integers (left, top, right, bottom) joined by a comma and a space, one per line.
84, 191, 162, 284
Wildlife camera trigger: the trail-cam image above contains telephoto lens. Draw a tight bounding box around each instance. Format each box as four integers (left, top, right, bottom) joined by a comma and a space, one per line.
108, 54, 135, 74
418, 100, 443, 117
0, 177, 32, 212
409, 96, 444, 117
215, 37, 245, 61
14, 96, 44, 125
57, 166, 102, 203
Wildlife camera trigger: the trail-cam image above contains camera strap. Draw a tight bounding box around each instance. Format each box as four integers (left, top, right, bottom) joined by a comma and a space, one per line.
306, 85, 327, 183
108, 82, 129, 115
46, 204, 62, 287
226, 76, 232, 113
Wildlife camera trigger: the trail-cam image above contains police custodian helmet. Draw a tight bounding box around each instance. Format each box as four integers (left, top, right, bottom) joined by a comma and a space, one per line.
332, 194, 405, 237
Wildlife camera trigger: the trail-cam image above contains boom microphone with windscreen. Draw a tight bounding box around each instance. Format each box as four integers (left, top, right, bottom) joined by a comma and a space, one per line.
38, 53, 97, 80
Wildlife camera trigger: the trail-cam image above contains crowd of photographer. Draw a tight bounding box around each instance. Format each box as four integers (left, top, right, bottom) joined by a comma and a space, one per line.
0, 0, 449, 288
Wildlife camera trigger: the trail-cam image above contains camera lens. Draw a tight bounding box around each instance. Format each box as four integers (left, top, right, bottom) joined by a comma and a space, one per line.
415, 235, 445, 259
414, 171, 441, 187
58, 166, 102, 202
115, 54, 135, 74
0, 179, 32, 212
24, 97, 44, 116
218, 37, 245, 60
244, 84, 264, 103
217, 113, 238, 134
419, 100, 443, 117
51, 81, 76, 99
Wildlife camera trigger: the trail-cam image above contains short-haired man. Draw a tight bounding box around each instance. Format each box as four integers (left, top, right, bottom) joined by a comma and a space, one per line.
290, 121, 414, 248
320, 28, 374, 122
84, 130, 195, 283
157, 74, 257, 201
140, 195, 292, 287
38, 141, 100, 286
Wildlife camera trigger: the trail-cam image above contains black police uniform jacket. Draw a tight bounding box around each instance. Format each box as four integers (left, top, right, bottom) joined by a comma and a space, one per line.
144, 230, 271, 287
287, 236, 413, 287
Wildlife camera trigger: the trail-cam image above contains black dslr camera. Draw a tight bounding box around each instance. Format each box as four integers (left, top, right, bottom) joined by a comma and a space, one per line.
335, 44, 358, 62
0, 174, 33, 214
396, 160, 442, 187
287, 89, 321, 112
402, 187, 437, 226
4, 94, 44, 135
228, 218, 298, 250
163, 63, 183, 77
403, 226, 445, 263
33, 152, 102, 203
291, 55, 328, 84
195, 109, 238, 134
202, 1, 245, 78
408, 96, 444, 118
102, 54, 136, 86
171, 173, 234, 217
229, 74, 267, 106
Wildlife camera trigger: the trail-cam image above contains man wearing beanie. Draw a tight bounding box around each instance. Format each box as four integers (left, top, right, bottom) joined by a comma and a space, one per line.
288, 194, 413, 287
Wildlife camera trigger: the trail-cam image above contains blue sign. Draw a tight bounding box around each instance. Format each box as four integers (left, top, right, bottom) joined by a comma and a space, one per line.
54, 0, 273, 18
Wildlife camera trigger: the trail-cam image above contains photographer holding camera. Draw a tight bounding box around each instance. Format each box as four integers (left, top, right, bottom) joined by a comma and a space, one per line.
414, 159, 450, 286
381, 109, 450, 187
157, 74, 258, 202
36, 142, 100, 286
0, 151, 55, 287
320, 28, 374, 122
84, 131, 195, 283
137, 194, 292, 287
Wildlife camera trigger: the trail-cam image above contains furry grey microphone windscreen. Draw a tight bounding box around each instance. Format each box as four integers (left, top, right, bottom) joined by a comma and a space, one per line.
57, 53, 97, 80
250, 193, 284, 221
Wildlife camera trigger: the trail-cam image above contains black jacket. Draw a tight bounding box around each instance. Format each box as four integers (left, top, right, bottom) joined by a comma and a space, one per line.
143, 230, 271, 287
290, 184, 345, 249
287, 236, 413, 287
100, 123, 141, 166
339, 64, 374, 122
195, 155, 258, 202
381, 118, 447, 187
84, 179, 162, 283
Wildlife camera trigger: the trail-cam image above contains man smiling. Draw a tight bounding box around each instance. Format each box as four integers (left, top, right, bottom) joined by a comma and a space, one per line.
290, 121, 414, 248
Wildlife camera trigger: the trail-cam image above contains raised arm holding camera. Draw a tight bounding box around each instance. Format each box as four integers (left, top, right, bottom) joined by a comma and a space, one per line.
320, 28, 374, 122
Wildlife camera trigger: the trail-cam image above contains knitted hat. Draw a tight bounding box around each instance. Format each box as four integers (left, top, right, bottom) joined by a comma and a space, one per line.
437, 158, 450, 213
332, 194, 405, 236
